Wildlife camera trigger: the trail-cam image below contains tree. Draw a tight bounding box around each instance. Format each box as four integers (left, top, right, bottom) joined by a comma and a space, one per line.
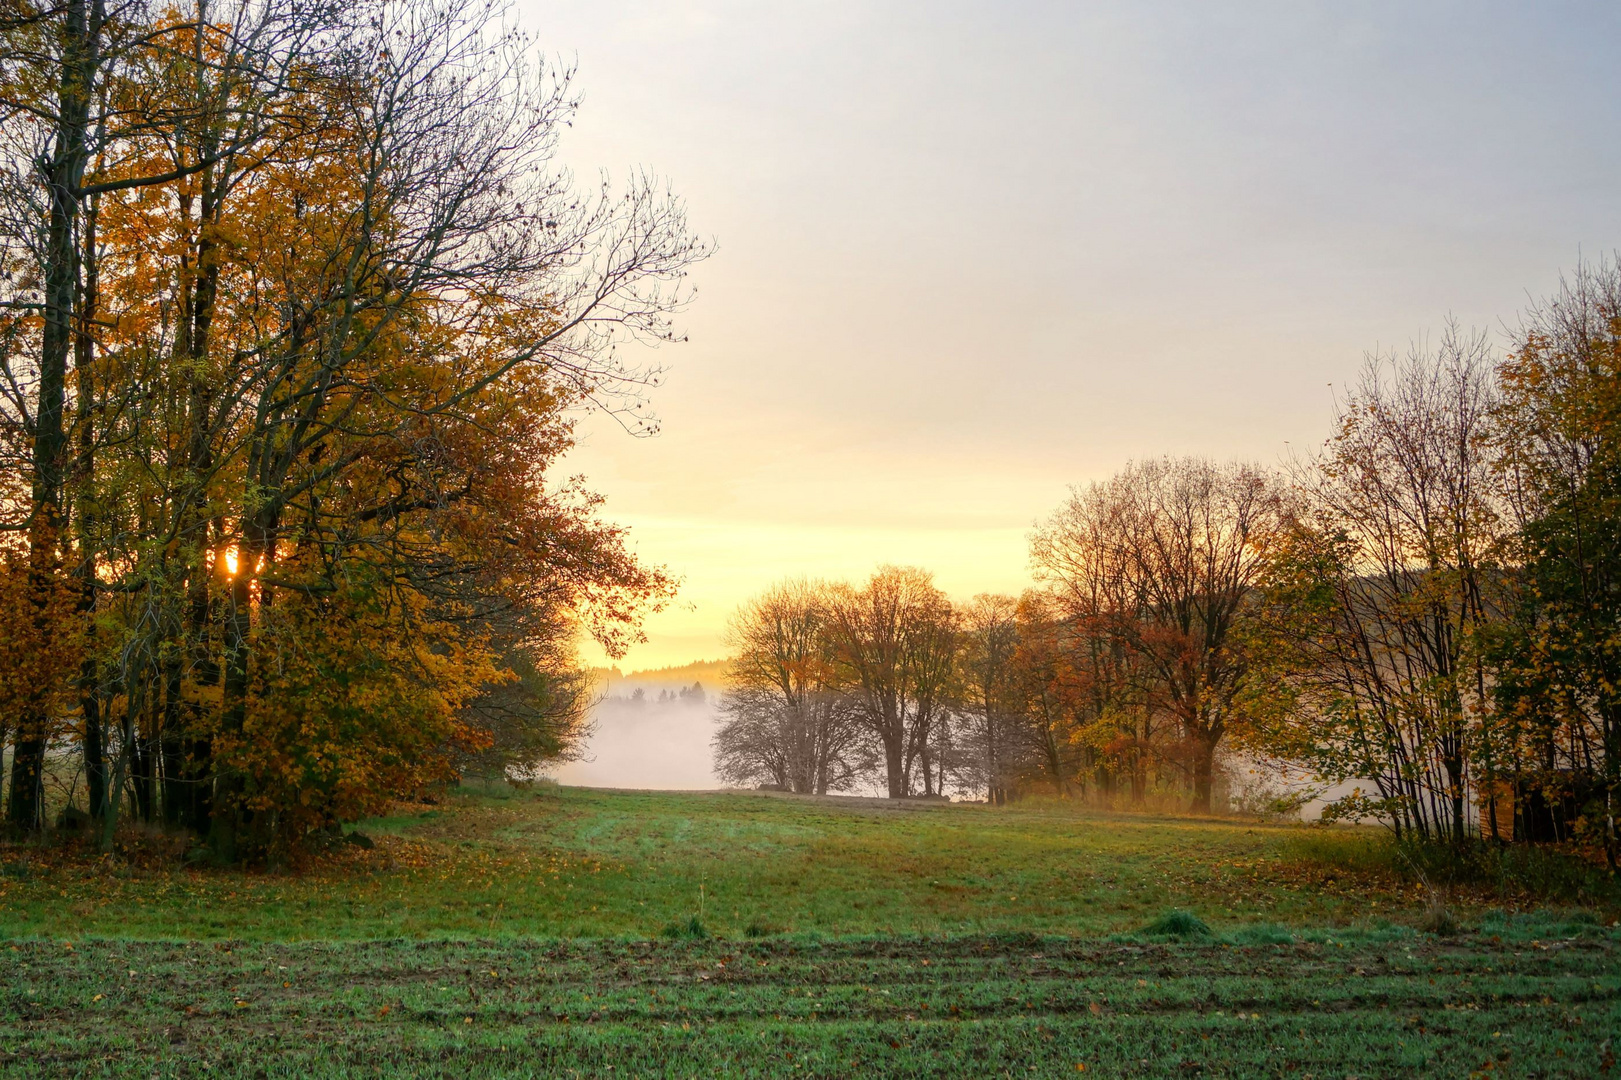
956, 593, 1021, 804
1246, 329, 1506, 842
1490, 263, 1621, 865
0, 0, 700, 854
1033, 457, 1279, 812
825, 566, 958, 799
713, 579, 863, 795
0, 0, 334, 830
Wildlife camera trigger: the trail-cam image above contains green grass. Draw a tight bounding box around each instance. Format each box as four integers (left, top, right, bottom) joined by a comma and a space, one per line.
4, 929, 1618, 1077
1, 786, 1618, 1075
6, 785, 1592, 941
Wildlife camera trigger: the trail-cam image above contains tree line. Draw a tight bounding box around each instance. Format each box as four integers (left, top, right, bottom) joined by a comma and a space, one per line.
0, 0, 701, 858
716, 266, 1621, 867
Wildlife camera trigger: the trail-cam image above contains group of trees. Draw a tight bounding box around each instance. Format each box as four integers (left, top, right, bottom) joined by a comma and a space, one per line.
0, 0, 699, 858
714, 461, 1277, 814
713, 571, 954, 800
1248, 281, 1619, 867
717, 266, 1621, 866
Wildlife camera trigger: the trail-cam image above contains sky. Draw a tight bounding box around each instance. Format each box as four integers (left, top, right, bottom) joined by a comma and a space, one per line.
525, 0, 1621, 671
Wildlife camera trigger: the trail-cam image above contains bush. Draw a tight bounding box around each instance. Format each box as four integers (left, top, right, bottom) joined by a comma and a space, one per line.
1417, 896, 1460, 937
1143, 910, 1212, 938
1287, 829, 1620, 908
1394, 836, 1618, 906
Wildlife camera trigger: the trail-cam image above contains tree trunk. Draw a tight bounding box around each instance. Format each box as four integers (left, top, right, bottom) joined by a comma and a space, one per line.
98, 709, 133, 852
1444, 747, 1467, 846
986, 713, 1002, 806
883, 733, 905, 799
183, 528, 219, 836
8, 0, 103, 832
177, 161, 225, 840
5, 723, 46, 831
1045, 732, 1069, 799
1190, 738, 1215, 814
131, 731, 154, 823
160, 662, 186, 828
208, 550, 254, 861
82, 695, 105, 820
74, 192, 103, 822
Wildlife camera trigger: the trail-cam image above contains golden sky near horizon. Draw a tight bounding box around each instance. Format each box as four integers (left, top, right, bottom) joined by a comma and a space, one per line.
536, 1, 1621, 671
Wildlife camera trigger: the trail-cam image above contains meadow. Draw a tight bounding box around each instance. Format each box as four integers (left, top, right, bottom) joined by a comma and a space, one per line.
2, 786, 1618, 1076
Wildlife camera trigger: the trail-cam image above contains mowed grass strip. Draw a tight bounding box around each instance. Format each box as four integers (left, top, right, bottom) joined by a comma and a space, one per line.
3, 933, 1617, 1077
0, 786, 1561, 940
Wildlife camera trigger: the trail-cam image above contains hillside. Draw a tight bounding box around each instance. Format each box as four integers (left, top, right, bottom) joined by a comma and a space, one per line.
590, 658, 731, 694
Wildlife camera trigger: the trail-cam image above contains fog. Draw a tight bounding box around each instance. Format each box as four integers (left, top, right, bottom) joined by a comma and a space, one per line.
548, 682, 723, 790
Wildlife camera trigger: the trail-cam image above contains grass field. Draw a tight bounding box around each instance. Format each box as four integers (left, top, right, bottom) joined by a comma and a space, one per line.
2, 785, 1618, 1076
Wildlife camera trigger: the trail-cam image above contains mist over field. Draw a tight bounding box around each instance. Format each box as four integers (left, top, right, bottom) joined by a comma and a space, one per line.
549, 663, 726, 790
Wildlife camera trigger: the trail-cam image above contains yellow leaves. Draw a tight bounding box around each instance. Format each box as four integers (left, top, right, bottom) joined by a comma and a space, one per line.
220, 580, 495, 844
0, 553, 86, 725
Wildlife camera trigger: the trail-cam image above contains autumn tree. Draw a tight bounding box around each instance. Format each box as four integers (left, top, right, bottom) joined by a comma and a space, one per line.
0, 0, 698, 853
1245, 329, 1506, 842
0, 0, 334, 830
1489, 264, 1621, 864
1033, 457, 1280, 812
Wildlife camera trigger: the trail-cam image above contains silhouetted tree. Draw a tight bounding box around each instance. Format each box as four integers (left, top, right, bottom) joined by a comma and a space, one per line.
713, 580, 864, 794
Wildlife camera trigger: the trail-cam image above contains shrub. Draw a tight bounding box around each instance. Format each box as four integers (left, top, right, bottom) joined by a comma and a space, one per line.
1418, 896, 1460, 937
1394, 836, 1618, 906
1143, 910, 1212, 938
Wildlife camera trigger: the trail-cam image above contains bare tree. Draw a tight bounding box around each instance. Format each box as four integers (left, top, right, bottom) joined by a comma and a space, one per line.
825, 566, 958, 798
957, 593, 1021, 804
1250, 327, 1506, 841
713, 580, 863, 795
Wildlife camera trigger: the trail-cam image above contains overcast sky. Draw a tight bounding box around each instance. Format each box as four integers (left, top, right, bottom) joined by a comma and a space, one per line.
526, 0, 1621, 670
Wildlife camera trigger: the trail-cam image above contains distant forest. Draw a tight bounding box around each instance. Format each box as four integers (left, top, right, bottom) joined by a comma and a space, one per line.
591, 661, 730, 697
